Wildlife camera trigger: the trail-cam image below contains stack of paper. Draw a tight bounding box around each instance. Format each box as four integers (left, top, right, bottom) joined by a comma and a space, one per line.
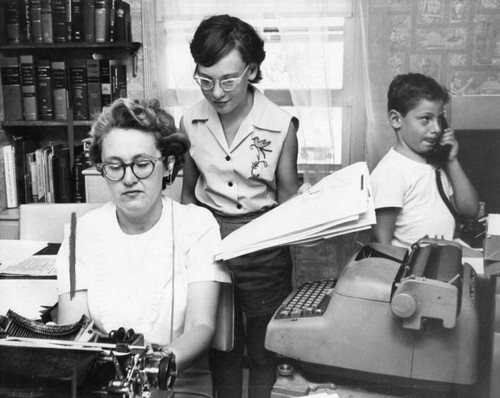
215, 162, 376, 261
0, 240, 56, 277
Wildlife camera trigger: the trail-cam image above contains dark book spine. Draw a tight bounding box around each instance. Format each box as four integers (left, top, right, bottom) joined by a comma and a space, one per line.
110, 60, 127, 101
53, 147, 73, 202
12, 136, 26, 205
69, 59, 89, 120
1, 57, 23, 121
94, 0, 111, 43
112, 0, 125, 42
36, 59, 54, 120
21, 0, 32, 43
65, 0, 72, 41
51, 0, 67, 42
71, 0, 83, 41
99, 59, 111, 107
82, 0, 95, 42
86, 59, 102, 118
30, 0, 43, 43
20, 55, 38, 121
52, 60, 68, 120
41, 0, 53, 43
124, 1, 131, 42
4, 0, 21, 44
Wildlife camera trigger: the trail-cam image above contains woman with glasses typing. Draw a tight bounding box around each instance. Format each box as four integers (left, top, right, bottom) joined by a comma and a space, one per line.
56, 98, 230, 395
180, 14, 300, 398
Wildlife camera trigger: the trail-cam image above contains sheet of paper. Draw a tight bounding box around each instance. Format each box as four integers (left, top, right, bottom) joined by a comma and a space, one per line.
0, 240, 48, 268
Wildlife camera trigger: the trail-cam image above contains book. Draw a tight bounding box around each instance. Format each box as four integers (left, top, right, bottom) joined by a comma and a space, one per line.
1, 57, 23, 121
26, 151, 39, 202
215, 162, 376, 261
36, 59, 54, 121
30, 0, 43, 43
51, 60, 68, 120
41, 0, 53, 43
4, 0, 21, 44
86, 59, 102, 118
51, 0, 67, 42
0, 147, 7, 211
69, 59, 89, 120
65, 0, 72, 41
2, 145, 18, 208
12, 137, 26, 206
35, 148, 46, 202
113, 0, 130, 42
82, 0, 95, 42
12, 136, 38, 204
99, 58, 111, 107
52, 146, 72, 202
20, 55, 38, 121
71, 0, 83, 41
43, 144, 63, 203
21, 0, 32, 43
110, 59, 127, 100
94, 0, 111, 43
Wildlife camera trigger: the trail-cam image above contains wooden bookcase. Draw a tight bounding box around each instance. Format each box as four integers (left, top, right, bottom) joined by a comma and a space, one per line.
0, 42, 142, 238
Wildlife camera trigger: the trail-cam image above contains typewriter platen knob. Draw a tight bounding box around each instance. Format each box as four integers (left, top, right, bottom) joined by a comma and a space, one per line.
391, 293, 417, 319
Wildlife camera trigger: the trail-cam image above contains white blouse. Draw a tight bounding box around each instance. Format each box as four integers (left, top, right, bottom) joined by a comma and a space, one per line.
56, 197, 230, 345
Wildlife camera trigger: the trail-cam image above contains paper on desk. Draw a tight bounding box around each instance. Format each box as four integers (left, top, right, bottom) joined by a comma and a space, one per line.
0, 255, 57, 277
0, 240, 48, 269
487, 213, 500, 236
215, 162, 375, 261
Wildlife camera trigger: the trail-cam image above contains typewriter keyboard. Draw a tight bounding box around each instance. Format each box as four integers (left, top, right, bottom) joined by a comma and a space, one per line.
275, 279, 336, 319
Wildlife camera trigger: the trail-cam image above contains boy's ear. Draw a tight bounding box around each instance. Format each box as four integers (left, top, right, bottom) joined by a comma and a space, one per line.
388, 110, 402, 129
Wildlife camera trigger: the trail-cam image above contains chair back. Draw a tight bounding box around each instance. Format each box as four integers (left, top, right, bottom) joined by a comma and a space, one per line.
19, 203, 103, 243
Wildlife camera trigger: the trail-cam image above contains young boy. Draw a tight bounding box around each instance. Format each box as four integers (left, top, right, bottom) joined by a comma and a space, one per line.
370, 73, 479, 248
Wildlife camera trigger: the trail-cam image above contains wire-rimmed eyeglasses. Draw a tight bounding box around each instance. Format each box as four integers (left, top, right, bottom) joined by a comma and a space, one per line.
193, 65, 250, 92
97, 157, 164, 181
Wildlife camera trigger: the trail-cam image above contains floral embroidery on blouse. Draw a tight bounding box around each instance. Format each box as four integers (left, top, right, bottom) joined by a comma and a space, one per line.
249, 136, 272, 177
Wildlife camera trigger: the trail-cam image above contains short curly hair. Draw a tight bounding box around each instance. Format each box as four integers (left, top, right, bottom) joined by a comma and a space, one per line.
190, 14, 266, 84
88, 98, 190, 188
387, 73, 450, 116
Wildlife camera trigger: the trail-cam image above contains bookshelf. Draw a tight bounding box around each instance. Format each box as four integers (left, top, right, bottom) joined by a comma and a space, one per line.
0, 2, 143, 236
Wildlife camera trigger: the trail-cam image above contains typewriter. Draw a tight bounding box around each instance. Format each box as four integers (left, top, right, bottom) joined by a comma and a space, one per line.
265, 238, 481, 397
0, 309, 175, 397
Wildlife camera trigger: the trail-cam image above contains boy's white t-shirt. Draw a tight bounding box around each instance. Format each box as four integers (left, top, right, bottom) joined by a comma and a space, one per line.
370, 148, 455, 248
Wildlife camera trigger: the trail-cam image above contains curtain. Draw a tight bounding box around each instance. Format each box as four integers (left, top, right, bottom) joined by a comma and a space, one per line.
358, 0, 395, 171
143, 0, 353, 184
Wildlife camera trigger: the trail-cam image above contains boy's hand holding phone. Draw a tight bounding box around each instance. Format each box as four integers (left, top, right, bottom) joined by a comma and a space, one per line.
429, 114, 458, 164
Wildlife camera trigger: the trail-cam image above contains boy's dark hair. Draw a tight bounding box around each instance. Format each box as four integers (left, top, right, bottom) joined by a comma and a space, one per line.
387, 73, 450, 115
190, 14, 266, 83
89, 98, 190, 188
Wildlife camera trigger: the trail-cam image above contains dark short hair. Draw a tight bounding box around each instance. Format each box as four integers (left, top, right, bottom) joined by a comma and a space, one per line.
88, 98, 190, 188
190, 14, 266, 83
387, 73, 450, 116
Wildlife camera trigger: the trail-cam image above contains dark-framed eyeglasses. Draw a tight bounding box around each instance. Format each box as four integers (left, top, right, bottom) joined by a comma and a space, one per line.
97, 157, 164, 181
193, 65, 250, 92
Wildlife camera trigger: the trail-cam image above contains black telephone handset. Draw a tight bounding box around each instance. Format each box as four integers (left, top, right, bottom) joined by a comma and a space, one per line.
428, 114, 452, 163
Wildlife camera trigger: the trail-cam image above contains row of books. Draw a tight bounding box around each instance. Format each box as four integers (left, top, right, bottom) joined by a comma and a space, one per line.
1, 136, 86, 208
1, 56, 127, 121
3, 0, 132, 45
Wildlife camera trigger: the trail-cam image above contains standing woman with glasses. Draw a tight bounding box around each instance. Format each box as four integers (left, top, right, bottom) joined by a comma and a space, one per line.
180, 14, 300, 398
56, 98, 230, 395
